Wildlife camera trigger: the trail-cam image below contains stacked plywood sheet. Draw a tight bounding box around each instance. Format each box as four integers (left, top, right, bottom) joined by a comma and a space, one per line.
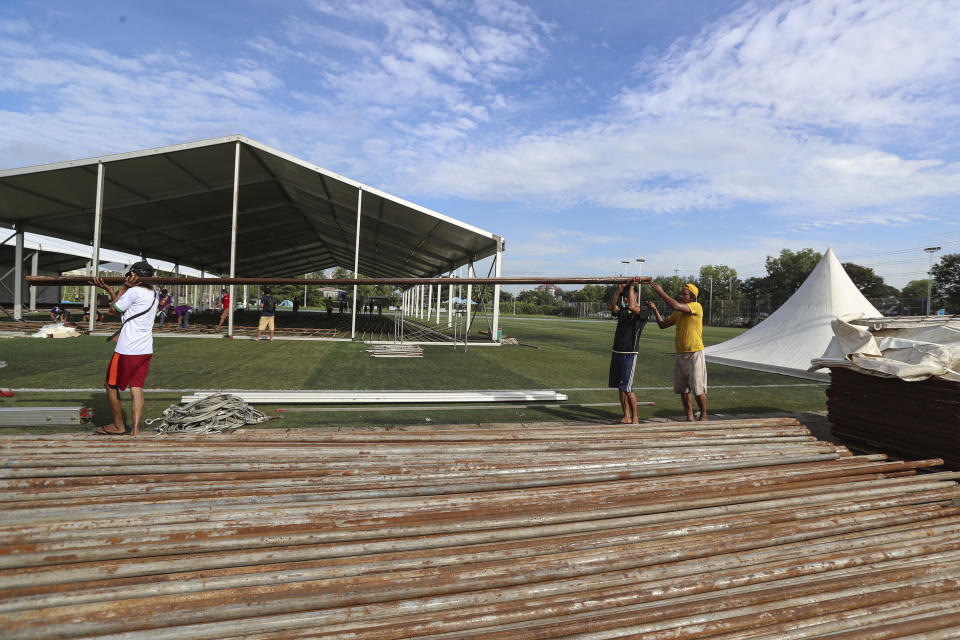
828, 367, 960, 470
1, 418, 959, 638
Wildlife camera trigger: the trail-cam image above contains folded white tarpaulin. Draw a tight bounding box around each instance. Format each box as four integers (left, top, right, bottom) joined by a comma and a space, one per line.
705, 248, 881, 381
810, 315, 960, 382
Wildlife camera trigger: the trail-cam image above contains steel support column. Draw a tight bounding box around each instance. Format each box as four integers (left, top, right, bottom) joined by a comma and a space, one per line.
436, 283, 441, 325
427, 283, 433, 322
448, 271, 454, 328
13, 224, 23, 320
83, 260, 91, 309
492, 242, 502, 341
227, 142, 240, 337
88, 162, 105, 333
466, 262, 474, 335
29, 250, 38, 311
350, 189, 362, 339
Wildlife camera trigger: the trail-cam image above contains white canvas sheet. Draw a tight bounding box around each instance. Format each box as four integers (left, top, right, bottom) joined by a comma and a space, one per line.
811, 316, 960, 382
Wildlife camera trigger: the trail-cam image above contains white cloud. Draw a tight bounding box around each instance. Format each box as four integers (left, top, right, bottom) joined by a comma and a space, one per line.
392, 0, 960, 225
624, 0, 960, 128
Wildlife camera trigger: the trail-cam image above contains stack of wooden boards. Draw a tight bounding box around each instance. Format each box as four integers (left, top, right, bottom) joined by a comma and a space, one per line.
1, 417, 959, 638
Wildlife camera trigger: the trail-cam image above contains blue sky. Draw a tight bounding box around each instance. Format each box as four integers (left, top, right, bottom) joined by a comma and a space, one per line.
2, 0, 960, 289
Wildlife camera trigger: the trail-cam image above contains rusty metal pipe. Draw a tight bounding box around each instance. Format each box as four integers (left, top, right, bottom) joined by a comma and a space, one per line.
25, 275, 654, 287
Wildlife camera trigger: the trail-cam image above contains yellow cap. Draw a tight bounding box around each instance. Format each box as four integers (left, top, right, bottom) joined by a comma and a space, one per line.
684, 283, 699, 297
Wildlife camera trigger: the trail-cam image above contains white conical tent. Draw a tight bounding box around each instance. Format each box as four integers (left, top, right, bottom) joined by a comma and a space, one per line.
704, 248, 881, 381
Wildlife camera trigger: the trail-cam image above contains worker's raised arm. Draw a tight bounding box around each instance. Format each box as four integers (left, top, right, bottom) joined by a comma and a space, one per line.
625, 277, 644, 315
648, 281, 691, 314
607, 280, 628, 313
645, 299, 674, 328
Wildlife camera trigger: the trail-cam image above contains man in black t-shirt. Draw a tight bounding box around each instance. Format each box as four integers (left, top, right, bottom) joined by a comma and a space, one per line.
607, 277, 647, 424
255, 288, 278, 342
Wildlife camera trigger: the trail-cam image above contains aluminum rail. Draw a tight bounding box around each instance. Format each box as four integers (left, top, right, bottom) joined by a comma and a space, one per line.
25, 275, 653, 286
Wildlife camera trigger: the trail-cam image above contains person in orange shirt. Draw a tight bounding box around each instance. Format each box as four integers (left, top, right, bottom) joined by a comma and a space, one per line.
645, 282, 707, 421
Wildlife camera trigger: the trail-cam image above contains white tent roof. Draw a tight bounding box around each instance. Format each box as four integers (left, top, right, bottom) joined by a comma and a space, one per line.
704, 248, 882, 381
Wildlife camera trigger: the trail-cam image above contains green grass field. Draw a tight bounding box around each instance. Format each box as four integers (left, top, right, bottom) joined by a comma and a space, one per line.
0, 316, 827, 432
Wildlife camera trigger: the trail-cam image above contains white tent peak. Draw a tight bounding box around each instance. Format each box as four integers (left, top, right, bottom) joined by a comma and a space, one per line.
704, 248, 881, 381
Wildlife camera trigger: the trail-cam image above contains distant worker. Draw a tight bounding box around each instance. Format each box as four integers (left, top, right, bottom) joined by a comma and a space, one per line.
607, 277, 647, 424
645, 281, 707, 422
156, 288, 173, 328
292, 297, 300, 314
215, 288, 230, 331
50, 304, 70, 323
82, 306, 104, 323
255, 287, 277, 342
90, 261, 158, 436
325, 297, 333, 317
174, 304, 192, 330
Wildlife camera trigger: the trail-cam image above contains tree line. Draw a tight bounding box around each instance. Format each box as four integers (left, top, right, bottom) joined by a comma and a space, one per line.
499, 249, 960, 322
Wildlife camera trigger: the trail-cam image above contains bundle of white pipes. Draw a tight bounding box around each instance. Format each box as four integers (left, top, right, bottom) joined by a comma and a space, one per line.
1, 418, 959, 639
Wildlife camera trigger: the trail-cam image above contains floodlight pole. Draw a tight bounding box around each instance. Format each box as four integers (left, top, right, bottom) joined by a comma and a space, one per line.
88, 162, 105, 333
227, 142, 240, 338
925, 246, 941, 315
350, 188, 362, 339
621, 260, 630, 276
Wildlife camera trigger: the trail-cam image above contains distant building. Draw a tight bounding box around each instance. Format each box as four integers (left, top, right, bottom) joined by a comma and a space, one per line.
537, 284, 560, 297
320, 287, 344, 299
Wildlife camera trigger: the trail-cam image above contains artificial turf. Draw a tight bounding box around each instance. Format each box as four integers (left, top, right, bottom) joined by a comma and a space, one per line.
0, 315, 827, 431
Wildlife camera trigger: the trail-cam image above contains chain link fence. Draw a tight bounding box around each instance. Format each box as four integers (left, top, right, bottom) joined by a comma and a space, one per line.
527, 296, 960, 327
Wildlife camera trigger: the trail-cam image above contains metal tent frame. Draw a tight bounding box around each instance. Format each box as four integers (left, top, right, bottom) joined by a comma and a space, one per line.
0, 135, 505, 340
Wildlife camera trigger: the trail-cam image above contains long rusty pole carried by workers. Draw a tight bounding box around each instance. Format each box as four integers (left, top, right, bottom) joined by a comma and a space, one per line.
25, 275, 653, 287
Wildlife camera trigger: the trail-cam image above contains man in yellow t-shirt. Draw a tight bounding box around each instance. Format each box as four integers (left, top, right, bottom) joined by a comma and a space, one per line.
645, 281, 707, 422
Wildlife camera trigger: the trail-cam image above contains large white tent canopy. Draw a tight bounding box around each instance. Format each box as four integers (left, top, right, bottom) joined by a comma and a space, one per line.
704, 248, 882, 381
0, 136, 505, 337
0, 136, 502, 279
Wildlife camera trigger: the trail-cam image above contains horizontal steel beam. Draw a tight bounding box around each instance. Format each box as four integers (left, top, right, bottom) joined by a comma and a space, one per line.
26, 275, 653, 286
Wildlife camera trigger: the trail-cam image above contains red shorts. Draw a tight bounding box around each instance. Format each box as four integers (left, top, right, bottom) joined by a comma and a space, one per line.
105, 353, 152, 390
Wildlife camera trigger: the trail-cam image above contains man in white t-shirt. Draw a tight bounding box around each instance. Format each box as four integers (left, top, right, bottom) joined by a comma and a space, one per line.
90, 261, 158, 436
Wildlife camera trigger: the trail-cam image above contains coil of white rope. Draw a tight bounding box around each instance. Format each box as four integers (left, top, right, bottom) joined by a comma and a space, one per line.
146, 393, 273, 434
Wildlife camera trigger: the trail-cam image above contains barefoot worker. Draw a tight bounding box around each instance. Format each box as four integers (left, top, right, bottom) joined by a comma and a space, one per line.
645, 281, 707, 422
90, 261, 158, 436
607, 277, 647, 424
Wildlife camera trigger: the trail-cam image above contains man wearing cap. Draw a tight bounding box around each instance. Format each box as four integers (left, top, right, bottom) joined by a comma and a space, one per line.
90, 261, 158, 436
645, 281, 707, 421
215, 288, 231, 331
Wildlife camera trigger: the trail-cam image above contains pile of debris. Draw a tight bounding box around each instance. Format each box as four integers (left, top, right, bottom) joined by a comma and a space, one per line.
30, 322, 77, 339
1, 418, 959, 638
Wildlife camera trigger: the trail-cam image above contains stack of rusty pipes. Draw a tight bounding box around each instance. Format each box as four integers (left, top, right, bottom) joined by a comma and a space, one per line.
1, 417, 959, 639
